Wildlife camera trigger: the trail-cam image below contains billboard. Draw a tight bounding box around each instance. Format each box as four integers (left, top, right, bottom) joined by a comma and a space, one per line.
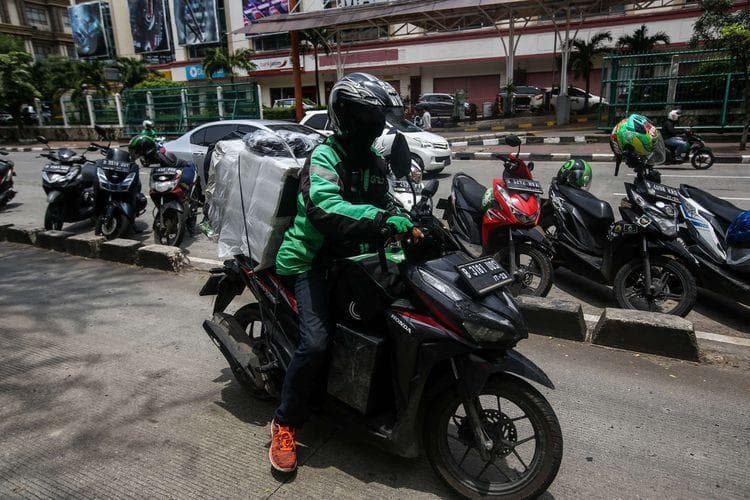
242, 0, 289, 25
127, 0, 171, 53
174, 0, 220, 46
185, 64, 225, 80
69, 2, 109, 58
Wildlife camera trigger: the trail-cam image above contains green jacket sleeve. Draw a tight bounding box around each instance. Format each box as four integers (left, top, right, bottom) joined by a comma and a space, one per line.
302, 145, 387, 239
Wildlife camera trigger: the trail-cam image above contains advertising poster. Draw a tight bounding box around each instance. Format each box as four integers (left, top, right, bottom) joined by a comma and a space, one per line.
174, 0, 220, 46
127, 0, 171, 53
242, 0, 289, 26
69, 2, 109, 58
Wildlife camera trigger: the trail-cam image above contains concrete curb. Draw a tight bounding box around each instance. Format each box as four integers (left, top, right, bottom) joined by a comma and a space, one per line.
450, 151, 749, 164
591, 308, 700, 362
0, 223, 186, 272
449, 135, 603, 146
0, 146, 45, 152
517, 296, 587, 341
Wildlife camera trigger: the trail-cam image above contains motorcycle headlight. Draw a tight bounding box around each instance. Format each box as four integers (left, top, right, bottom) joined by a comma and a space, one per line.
418, 268, 465, 302
409, 165, 422, 184
462, 320, 512, 343
122, 172, 137, 186
152, 179, 179, 192
64, 166, 80, 182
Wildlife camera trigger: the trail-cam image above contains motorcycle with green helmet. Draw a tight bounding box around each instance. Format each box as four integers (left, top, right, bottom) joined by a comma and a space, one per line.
541, 116, 698, 316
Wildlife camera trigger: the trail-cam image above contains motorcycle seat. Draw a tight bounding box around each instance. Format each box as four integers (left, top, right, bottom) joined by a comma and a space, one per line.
558, 184, 614, 225
0, 164, 10, 177
681, 185, 742, 226
453, 173, 486, 214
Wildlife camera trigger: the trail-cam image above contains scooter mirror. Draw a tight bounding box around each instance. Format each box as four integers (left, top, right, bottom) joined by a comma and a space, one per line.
528, 161, 535, 171
390, 132, 412, 179
505, 134, 522, 148
421, 179, 439, 198
36, 135, 48, 145
94, 125, 107, 139
87, 145, 99, 152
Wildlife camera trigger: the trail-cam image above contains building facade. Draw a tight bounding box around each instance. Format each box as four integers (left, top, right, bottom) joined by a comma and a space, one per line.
0, 0, 74, 60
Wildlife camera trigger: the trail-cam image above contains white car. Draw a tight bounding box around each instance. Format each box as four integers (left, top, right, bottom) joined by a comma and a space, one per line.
538, 87, 608, 112
300, 110, 452, 173
273, 98, 316, 109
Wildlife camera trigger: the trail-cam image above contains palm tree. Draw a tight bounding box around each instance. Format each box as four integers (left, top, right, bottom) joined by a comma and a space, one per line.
203, 47, 256, 83
0, 51, 40, 126
570, 31, 612, 110
114, 57, 159, 89
617, 24, 671, 53
300, 28, 331, 106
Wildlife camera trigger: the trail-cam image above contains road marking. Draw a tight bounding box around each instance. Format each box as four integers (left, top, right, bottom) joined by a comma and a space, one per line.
629, 174, 750, 179
584, 313, 750, 347
613, 193, 750, 201
188, 256, 223, 266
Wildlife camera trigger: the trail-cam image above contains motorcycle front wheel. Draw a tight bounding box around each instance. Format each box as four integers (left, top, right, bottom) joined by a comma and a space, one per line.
100, 213, 129, 240
691, 149, 714, 170
44, 205, 63, 230
153, 208, 185, 246
493, 243, 553, 297
424, 375, 563, 499
613, 256, 697, 317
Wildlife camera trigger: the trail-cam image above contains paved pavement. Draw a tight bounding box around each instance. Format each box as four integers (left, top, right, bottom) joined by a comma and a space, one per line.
1, 243, 749, 499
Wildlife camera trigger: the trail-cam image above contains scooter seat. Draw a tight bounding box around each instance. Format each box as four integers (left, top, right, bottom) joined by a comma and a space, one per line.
558, 184, 614, 225
0, 164, 10, 177
453, 173, 486, 213
681, 185, 742, 226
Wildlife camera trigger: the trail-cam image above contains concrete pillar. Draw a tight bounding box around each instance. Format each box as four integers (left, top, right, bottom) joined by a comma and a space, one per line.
257, 84, 263, 119
114, 93, 124, 127
556, 10, 572, 125
666, 55, 680, 109
34, 98, 44, 126
146, 91, 155, 120
85, 94, 96, 127
421, 74, 434, 94
60, 96, 69, 128
217, 86, 224, 119
180, 89, 188, 127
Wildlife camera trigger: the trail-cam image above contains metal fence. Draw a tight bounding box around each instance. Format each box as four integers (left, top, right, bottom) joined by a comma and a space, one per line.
597, 48, 747, 130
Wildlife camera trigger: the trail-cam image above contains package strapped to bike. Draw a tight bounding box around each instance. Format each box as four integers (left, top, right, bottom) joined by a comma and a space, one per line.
208, 129, 324, 268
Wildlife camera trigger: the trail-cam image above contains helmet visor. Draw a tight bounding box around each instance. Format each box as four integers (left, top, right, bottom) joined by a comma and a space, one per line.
647, 135, 666, 165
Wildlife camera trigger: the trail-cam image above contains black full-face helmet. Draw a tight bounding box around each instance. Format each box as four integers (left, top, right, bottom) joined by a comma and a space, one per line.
328, 72, 403, 148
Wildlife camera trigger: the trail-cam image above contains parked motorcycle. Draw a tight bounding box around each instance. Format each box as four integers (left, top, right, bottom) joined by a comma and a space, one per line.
0, 149, 16, 209
37, 136, 97, 230
664, 129, 714, 170
90, 126, 147, 239
541, 157, 697, 316
678, 184, 750, 305
146, 158, 198, 246
199, 134, 563, 499
388, 159, 423, 212
440, 135, 553, 297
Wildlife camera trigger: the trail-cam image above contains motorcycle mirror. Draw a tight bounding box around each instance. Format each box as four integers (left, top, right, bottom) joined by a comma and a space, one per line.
421, 179, 439, 198
528, 161, 535, 171
390, 132, 412, 179
0, 150, 8, 156
36, 135, 48, 145
504, 134, 522, 148
94, 125, 108, 139
386, 127, 397, 135
87, 145, 99, 152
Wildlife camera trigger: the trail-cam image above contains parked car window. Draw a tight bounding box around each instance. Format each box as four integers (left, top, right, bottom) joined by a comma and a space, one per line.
438, 95, 454, 103
236, 125, 260, 136
305, 113, 328, 130
569, 88, 586, 97
190, 128, 207, 145
202, 124, 237, 145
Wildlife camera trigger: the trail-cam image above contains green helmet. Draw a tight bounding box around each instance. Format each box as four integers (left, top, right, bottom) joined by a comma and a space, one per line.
557, 158, 592, 190
129, 133, 158, 160
610, 114, 665, 165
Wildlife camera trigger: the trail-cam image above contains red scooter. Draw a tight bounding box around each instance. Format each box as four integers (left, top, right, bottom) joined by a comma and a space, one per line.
440, 135, 553, 296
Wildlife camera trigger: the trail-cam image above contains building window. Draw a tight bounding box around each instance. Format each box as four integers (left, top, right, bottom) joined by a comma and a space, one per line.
25, 5, 49, 28
62, 10, 70, 28
0, 1, 10, 23
33, 42, 56, 61
66, 44, 77, 59
253, 33, 290, 52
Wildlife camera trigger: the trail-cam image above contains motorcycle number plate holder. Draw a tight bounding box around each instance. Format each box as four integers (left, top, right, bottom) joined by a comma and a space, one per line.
504, 177, 544, 194
645, 180, 679, 204
456, 256, 512, 296
153, 167, 180, 176
44, 164, 70, 174
102, 160, 131, 173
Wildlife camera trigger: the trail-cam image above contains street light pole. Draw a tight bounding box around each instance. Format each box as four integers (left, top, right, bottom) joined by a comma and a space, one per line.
290, 0, 303, 122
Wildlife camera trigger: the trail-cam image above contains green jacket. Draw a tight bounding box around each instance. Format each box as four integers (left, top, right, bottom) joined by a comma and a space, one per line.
276, 136, 398, 276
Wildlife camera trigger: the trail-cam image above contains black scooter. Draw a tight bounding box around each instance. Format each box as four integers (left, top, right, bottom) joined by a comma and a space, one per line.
541, 156, 697, 316
38, 136, 97, 230
90, 126, 147, 239
199, 135, 563, 499
664, 129, 714, 170
0, 149, 15, 208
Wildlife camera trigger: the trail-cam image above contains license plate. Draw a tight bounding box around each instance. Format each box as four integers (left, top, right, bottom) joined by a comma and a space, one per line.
153, 167, 180, 176
456, 256, 512, 296
44, 164, 70, 174
505, 177, 544, 194
645, 181, 679, 203
101, 160, 131, 173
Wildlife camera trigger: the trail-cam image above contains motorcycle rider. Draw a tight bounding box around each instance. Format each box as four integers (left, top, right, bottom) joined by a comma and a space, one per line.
140, 119, 158, 139
270, 72, 419, 473
662, 109, 688, 162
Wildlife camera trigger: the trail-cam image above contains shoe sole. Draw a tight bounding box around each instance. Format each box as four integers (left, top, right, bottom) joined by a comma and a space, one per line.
269, 424, 297, 473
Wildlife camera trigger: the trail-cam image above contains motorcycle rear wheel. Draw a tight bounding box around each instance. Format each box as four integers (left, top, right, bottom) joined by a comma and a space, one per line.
493, 243, 553, 297
691, 149, 714, 170
613, 256, 697, 317
153, 208, 185, 246
231, 303, 273, 400
424, 375, 563, 499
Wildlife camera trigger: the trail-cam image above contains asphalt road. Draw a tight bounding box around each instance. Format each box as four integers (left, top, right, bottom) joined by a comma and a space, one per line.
4, 151, 750, 347
1, 243, 748, 499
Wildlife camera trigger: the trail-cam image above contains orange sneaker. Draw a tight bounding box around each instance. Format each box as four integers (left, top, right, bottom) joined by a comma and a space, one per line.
269, 419, 297, 473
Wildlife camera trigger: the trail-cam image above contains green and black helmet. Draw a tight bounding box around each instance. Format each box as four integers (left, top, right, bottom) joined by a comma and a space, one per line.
128, 133, 158, 161
557, 158, 593, 190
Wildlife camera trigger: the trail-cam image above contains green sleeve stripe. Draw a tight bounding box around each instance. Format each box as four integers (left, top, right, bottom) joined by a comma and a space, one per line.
310, 163, 339, 183
309, 173, 383, 221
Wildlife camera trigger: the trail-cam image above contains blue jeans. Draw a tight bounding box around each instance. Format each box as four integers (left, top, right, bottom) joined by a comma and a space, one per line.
181, 162, 196, 187
274, 269, 331, 427
665, 137, 688, 160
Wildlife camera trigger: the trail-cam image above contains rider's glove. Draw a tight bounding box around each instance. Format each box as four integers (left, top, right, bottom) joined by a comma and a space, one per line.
385, 215, 414, 235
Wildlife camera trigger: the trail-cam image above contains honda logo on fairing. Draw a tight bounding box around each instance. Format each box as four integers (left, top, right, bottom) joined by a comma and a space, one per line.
389, 313, 412, 334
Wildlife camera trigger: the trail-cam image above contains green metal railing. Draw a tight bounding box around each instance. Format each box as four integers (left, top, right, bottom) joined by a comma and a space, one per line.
597, 48, 747, 130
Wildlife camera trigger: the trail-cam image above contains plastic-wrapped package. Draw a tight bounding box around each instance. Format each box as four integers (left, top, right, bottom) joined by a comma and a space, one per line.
207, 129, 317, 269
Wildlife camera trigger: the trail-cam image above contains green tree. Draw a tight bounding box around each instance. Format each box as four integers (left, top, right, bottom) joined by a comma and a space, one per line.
0, 52, 40, 125
132, 77, 183, 90
570, 31, 612, 111
617, 24, 671, 53
202, 47, 256, 83
31, 56, 76, 102
691, 0, 750, 149
114, 57, 159, 89
300, 29, 331, 106
0, 34, 25, 54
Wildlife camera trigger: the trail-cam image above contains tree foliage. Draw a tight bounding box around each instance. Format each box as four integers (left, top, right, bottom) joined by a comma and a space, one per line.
0, 52, 40, 123
115, 57, 160, 89
570, 31, 612, 109
617, 25, 671, 53
202, 47, 257, 83
0, 34, 25, 54
132, 77, 183, 90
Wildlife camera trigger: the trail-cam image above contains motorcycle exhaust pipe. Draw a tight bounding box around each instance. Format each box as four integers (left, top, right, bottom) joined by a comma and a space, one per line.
202, 313, 262, 376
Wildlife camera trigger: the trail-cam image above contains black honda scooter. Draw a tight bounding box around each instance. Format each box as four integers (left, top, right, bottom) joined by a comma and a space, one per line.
37, 135, 97, 230
0, 149, 15, 209
541, 155, 697, 316
199, 134, 563, 498
90, 126, 147, 240
664, 129, 714, 170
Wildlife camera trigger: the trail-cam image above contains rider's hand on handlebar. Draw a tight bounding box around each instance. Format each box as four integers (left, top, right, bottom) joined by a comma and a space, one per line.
385, 215, 414, 235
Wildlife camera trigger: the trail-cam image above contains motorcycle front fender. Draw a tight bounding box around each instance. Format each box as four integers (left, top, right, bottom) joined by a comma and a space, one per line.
47, 190, 63, 204
109, 199, 135, 221
511, 226, 553, 253
459, 350, 555, 400
646, 237, 698, 267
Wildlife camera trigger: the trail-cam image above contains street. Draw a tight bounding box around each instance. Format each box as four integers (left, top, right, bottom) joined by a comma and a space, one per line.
4, 151, 750, 347
1, 243, 749, 498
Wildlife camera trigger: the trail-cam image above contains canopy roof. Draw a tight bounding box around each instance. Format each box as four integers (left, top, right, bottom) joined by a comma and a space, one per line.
238, 0, 631, 36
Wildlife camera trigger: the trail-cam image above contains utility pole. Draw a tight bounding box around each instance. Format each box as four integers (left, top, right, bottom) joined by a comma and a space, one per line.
290, 0, 303, 122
